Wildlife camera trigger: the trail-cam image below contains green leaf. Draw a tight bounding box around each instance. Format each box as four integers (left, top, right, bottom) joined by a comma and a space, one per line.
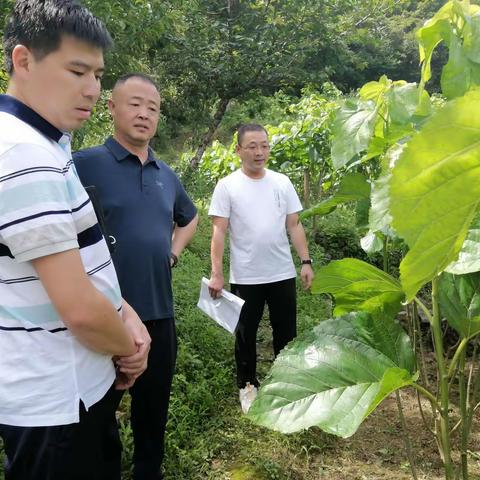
441, 34, 470, 99
355, 197, 371, 231
359, 76, 390, 103
362, 136, 388, 161
446, 214, 480, 274
248, 312, 416, 436
386, 83, 421, 125
415, 89, 433, 117
464, 12, 480, 64
369, 144, 404, 233
360, 231, 384, 254
438, 272, 480, 338
312, 258, 404, 316
301, 173, 370, 219
417, 14, 451, 85
391, 90, 480, 301
331, 99, 377, 169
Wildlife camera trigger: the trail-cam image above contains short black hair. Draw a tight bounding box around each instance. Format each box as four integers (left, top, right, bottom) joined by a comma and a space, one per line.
3, 0, 112, 74
113, 73, 159, 92
237, 123, 268, 145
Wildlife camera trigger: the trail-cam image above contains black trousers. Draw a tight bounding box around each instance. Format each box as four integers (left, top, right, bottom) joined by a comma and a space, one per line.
123, 318, 177, 480
0, 383, 122, 480
231, 277, 296, 389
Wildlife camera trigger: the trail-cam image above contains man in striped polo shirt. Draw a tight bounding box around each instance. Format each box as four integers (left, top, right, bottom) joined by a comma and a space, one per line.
0, 1, 150, 479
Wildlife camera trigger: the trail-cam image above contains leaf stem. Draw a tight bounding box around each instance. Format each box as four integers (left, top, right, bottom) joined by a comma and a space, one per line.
411, 383, 441, 412
414, 297, 433, 324
448, 338, 469, 379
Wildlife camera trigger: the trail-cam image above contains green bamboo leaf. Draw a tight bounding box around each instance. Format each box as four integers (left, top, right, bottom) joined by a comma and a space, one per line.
331, 99, 377, 169
248, 312, 416, 436
438, 272, 480, 338
301, 173, 370, 219
312, 258, 404, 316
391, 90, 480, 301
446, 214, 480, 274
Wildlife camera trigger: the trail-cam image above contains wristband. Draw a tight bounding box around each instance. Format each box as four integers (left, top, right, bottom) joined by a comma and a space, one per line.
301, 259, 312, 265
170, 252, 178, 268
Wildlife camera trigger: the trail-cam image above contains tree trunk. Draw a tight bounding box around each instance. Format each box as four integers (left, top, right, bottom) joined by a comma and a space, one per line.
189, 97, 230, 169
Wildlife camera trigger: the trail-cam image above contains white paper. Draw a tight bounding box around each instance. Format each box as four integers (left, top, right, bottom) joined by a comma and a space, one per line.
197, 277, 244, 334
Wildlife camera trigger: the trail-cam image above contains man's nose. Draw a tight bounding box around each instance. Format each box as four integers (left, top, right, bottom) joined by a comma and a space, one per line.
138, 107, 149, 119
83, 74, 100, 100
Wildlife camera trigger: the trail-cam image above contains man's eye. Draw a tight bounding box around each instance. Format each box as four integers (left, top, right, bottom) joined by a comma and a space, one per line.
71, 70, 84, 76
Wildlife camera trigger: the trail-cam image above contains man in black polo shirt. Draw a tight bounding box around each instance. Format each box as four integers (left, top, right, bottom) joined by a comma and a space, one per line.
74, 73, 198, 480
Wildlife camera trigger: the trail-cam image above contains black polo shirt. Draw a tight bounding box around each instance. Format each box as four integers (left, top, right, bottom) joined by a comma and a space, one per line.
73, 137, 197, 321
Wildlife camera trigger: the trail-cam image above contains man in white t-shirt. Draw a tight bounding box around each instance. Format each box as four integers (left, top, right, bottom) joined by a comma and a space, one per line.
208, 123, 314, 413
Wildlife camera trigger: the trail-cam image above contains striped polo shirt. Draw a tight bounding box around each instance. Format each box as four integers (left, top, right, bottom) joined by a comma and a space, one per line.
0, 95, 119, 427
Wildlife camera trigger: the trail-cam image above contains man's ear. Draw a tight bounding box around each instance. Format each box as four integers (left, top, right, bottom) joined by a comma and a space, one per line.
11, 45, 33, 79
107, 98, 115, 114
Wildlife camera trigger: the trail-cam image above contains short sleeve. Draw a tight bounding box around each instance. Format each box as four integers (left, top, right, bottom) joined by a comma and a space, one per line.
173, 174, 197, 227
208, 180, 230, 218
0, 143, 79, 262
285, 177, 303, 214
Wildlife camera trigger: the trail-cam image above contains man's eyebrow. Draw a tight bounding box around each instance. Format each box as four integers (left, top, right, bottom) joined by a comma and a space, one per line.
129, 95, 160, 106
68, 60, 105, 73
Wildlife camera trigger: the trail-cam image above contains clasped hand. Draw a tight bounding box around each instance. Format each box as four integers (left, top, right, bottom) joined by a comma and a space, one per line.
114, 305, 151, 390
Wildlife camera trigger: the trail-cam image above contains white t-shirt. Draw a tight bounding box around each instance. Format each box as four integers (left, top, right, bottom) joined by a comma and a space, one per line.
209, 168, 302, 284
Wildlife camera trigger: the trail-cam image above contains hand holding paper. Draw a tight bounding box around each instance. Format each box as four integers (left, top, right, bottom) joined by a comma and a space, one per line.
197, 277, 244, 334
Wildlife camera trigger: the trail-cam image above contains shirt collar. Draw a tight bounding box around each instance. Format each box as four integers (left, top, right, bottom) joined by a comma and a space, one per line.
0, 94, 64, 143
105, 136, 160, 168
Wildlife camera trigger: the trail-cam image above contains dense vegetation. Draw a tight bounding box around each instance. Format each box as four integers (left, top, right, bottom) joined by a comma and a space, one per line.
3, 1, 480, 479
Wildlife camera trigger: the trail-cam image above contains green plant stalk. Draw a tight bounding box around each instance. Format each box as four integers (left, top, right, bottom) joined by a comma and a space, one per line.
395, 390, 419, 480
413, 301, 437, 434
412, 383, 442, 413
431, 278, 454, 478
383, 236, 389, 273
448, 338, 469, 379
458, 348, 468, 480
413, 302, 430, 388
414, 297, 434, 324
379, 240, 418, 479
464, 343, 480, 454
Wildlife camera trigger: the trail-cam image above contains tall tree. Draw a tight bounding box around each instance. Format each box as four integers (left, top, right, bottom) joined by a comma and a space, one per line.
154, 0, 356, 167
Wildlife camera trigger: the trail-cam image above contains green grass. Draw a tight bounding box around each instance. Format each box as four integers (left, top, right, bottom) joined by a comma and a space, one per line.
154, 209, 332, 480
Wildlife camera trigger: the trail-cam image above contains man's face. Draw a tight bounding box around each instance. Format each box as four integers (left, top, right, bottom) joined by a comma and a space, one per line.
236, 130, 270, 178
109, 78, 160, 148
23, 35, 104, 132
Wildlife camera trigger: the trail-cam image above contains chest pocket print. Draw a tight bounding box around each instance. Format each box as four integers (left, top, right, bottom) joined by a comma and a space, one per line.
273, 188, 286, 215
